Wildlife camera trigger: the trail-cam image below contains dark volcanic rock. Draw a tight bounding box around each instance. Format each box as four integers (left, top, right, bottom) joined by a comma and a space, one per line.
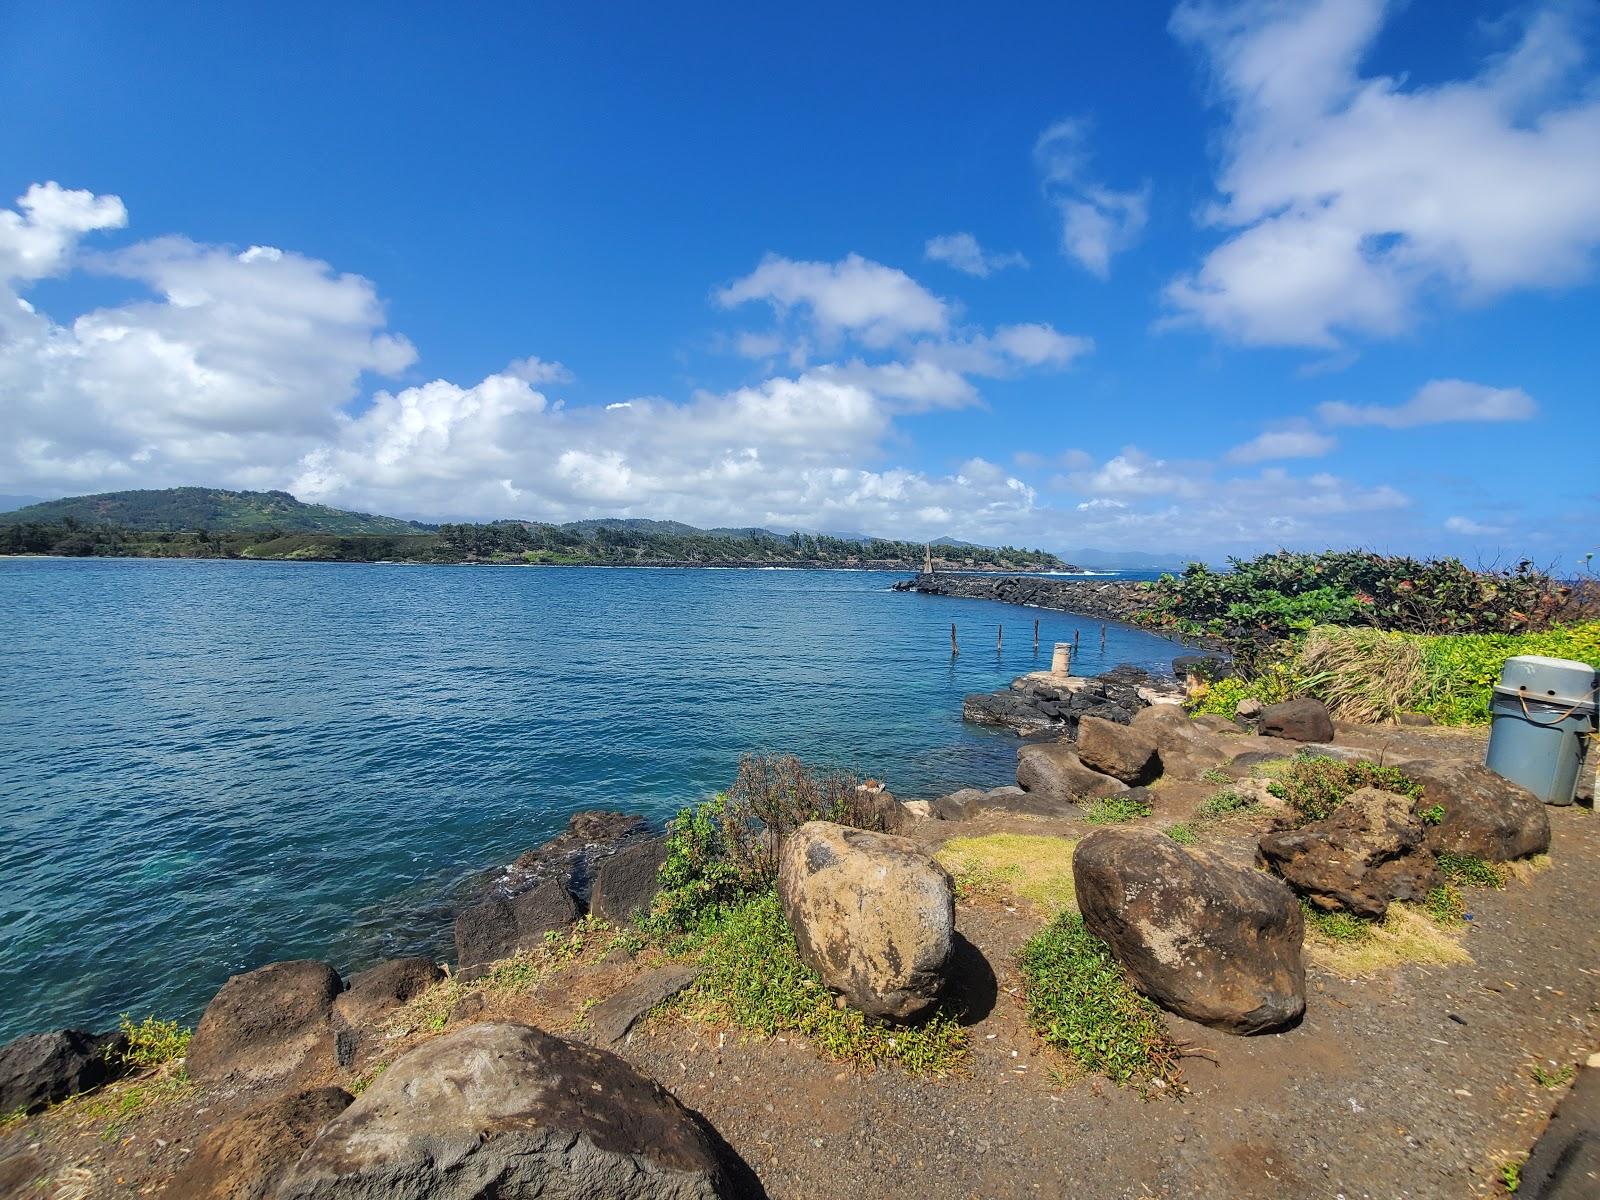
1260, 698, 1336, 743
504, 810, 654, 904
1074, 828, 1305, 1035
1520, 1061, 1600, 1199
161, 1086, 353, 1200
590, 839, 669, 927
1016, 742, 1128, 801
454, 878, 581, 973
332, 958, 443, 1065
587, 965, 701, 1046
275, 1022, 737, 1199
1075, 715, 1161, 785
1404, 758, 1551, 861
0, 1028, 130, 1114
778, 821, 955, 1022
188, 960, 342, 1084
931, 785, 1075, 820
963, 689, 1058, 734
1129, 704, 1230, 779
891, 573, 1154, 625
1258, 788, 1439, 919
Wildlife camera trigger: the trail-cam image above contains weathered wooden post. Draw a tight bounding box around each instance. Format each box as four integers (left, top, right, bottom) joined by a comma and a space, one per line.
950, 622, 959, 656
997, 624, 1003, 652
1100, 624, 1107, 652
924, 542, 933, 576
1051, 642, 1071, 675
1033, 618, 1040, 651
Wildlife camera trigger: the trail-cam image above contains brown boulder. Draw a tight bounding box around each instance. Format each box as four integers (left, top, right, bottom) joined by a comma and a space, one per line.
274, 1022, 735, 1199
1074, 828, 1305, 1034
188, 960, 342, 1083
1258, 788, 1438, 919
1016, 742, 1127, 800
0, 1028, 130, 1114
1260, 697, 1335, 743
161, 1087, 352, 1199
590, 839, 669, 927
1403, 758, 1551, 861
777, 821, 955, 1022
454, 878, 580, 973
331, 958, 444, 1067
1130, 705, 1229, 778
1075, 716, 1161, 785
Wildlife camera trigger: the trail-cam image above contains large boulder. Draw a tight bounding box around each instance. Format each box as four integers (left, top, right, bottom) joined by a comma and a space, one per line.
1075, 715, 1161, 785
161, 1087, 353, 1200
504, 810, 654, 904
590, 839, 669, 927
963, 690, 1058, 735
1016, 742, 1127, 801
0, 1028, 130, 1114
1258, 788, 1439, 919
274, 1022, 735, 1199
1073, 829, 1305, 1035
1260, 698, 1335, 743
332, 958, 444, 1066
188, 960, 342, 1084
1129, 705, 1229, 779
454, 878, 581, 973
1403, 758, 1551, 861
931, 785, 1075, 820
777, 821, 955, 1022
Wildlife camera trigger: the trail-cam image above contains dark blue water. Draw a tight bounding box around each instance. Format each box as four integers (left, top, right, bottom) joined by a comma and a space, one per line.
0, 559, 1186, 1041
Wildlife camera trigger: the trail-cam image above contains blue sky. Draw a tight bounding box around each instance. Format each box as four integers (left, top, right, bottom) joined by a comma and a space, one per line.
1, 0, 1596, 561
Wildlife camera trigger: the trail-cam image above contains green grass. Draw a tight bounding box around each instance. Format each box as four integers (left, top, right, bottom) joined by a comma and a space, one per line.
1199, 789, 1258, 819
1199, 767, 1232, 785
1500, 1155, 1523, 1193
1017, 912, 1181, 1093
1266, 754, 1422, 824
936, 833, 1078, 912
1424, 884, 1466, 925
1082, 794, 1153, 824
116, 1015, 191, 1068
1162, 823, 1198, 846
678, 892, 967, 1075
1438, 851, 1509, 889
1531, 1062, 1576, 1089
1300, 901, 1374, 944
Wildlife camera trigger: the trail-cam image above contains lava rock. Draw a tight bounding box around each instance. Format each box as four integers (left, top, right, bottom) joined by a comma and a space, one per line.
963, 690, 1059, 735
1016, 742, 1128, 800
1130, 705, 1229, 778
1260, 698, 1335, 743
331, 958, 443, 1065
590, 839, 669, 927
931, 785, 1073, 820
1258, 788, 1439, 919
188, 960, 342, 1084
274, 1022, 737, 1199
1404, 758, 1552, 861
1075, 715, 1161, 786
161, 1087, 353, 1200
777, 821, 955, 1022
0, 1028, 130, 1114
500, 810, 654, 904
1074, 828, 1306, 1035
587, 965, 701, 1046
454, 878, 581, 974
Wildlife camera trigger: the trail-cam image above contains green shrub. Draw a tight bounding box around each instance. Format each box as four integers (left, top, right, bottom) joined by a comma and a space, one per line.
1082, 794, 1153, 824
1199, 789, 1257, 819
682, 892, 966, 1074
1163, 823, 1197, 846
1188, 669, 1290, 718
1266, 755, 1422, 825
1017, 912, 1181, 1091
117, 1015, 191, 1069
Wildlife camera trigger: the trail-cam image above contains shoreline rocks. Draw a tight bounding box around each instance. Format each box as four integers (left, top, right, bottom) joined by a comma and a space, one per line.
1259, 788, 1439, 919
187, 960, 343, 1084
0, 1028, 131, 1114
890, 573, 1154, 625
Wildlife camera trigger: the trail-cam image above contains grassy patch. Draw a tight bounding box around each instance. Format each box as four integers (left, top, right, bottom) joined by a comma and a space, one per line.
677, 892, 967, 1075
1304, 903, 1470, 975
1266, 754, 1422, 825
1438, 851, 1509, 889
1082, 794, 1153, 825
1301, 901, 1373, 944
1199, 788, 1258, 819
1424, 884, 1466, 925
1162, 823, 1198, 846
1500, 1155, 1524, 1193
116, 1014, 191, 1068
936, 833, 1078, 912
76, 1068, 192, 1140
1531, 1062, 1576, 1089
1199, 767, 1232, 785
1017, 911, 1181, 1093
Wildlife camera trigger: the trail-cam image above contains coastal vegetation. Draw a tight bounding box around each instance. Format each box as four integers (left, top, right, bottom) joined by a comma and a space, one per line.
0, 487, 430, 534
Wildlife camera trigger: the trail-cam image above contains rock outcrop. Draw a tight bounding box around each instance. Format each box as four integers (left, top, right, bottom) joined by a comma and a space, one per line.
331, 958, 443, 1065
188, 960, 342, 1083
1074, 829, 1305, 1035
1403, 758, 1552, 861
890, 573, 1154, 624
454, 878, 581, 974
964, 666, 1171, 737
274, 1022, 737, 1199
1016, 742, 1128, 801
1260, 698, 1335, 743
590, 839, 669, 927
777, 821, 955, 1022
930, 785, 1072, 820
1075, 715, 1161, 785
1258, 788, 1439, 919
1129, 704, 1229, 779
161, 1087, 353, 1200
0, 1028, 130, 1114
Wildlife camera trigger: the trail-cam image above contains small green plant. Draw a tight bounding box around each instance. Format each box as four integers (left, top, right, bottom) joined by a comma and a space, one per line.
1424, 884, 1465, 925
1266, 755, 1422, 825
1420, 803, 1446, 826
1199, 767, 1232, 785
1531, 1062, 1575, 1089
350, 1063, 387, 1095
83, 1070, 192, 1140
116, 1015, 191, 1068
1082, 794, 1153, 825
1438, 851, 1508, 889
1300, 901, 1373, 944
1017, 911, 1181, 1092
1500, 1155, 1523, 1193
1163, 823, 1197, 846
1199, 789, 1258, 819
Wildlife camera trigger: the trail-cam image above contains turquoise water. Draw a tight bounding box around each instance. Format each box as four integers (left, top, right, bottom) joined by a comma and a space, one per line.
0, 558, 1187, 1041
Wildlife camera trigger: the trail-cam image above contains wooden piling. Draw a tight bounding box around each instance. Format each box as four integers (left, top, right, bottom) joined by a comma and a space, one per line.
997, 624, 1003, 652
1033, 618, 1039, 651
1100, 624, 1107, 652
950, 622, 959, 656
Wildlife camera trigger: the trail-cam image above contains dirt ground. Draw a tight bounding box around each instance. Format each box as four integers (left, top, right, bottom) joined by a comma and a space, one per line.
3, 723, 1596, 1200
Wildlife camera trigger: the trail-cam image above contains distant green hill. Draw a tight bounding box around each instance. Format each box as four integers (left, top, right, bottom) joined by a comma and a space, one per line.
0, 488, 433, 534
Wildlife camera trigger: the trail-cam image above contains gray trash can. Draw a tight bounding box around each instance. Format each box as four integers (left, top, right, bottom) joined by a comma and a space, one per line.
1485, 655, 1598, 805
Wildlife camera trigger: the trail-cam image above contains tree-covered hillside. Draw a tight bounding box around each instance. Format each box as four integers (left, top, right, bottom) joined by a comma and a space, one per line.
0, 488, 432, 534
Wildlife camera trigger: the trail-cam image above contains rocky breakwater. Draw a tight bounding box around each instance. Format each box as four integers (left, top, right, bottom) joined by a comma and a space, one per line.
963, 663, 1183, 737
890, 572, 1155, 623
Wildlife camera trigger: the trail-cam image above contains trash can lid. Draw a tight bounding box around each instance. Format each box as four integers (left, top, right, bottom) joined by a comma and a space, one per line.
1497, 654, 1599, 708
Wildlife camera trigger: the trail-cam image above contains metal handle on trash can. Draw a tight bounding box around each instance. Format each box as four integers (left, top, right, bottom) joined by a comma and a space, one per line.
1511, 684, 1600, 728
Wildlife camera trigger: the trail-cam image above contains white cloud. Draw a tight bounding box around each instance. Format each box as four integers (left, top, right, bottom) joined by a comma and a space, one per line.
0, 182, 127, 283
506, 356, 572, 385
1444, 515, 1507, 536
1166, 1, 1600, 347
1319, 379, 1537, 428
716, 252, 948, 348
1058, 449, 1204, 498
1034, 119, 1150, 278
923, 232, 1028, 277
1226, 428, 1337, 463
1076, 497, 1127, 511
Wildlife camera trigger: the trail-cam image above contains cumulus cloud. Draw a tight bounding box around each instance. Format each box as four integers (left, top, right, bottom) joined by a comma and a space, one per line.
923, 232, 1028, 277
1034, 119, 1150, 277
1226, 428, 1337, 463
1444, 515, 1507, 536
1319, 379, 1537, 428
716, 252, 948, 348
0, 182, 127, 283
1165, 0, 1600, 347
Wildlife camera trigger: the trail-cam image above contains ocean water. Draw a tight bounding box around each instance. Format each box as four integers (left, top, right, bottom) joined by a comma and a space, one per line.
0, 558, 1187, 1041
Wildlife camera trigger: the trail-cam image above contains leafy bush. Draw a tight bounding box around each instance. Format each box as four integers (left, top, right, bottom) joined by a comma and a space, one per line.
1266, 755, 1422, 825
1188, 665, 1292, 718
1082, 794, 1153, 824
1424, 884, 1465, 925
681, 892, 967, 1073
1163, 823, 1197, 845
1199, 789, 1257, 819
1018, 912, 1181, 1091
117, 1015, 191, 1069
